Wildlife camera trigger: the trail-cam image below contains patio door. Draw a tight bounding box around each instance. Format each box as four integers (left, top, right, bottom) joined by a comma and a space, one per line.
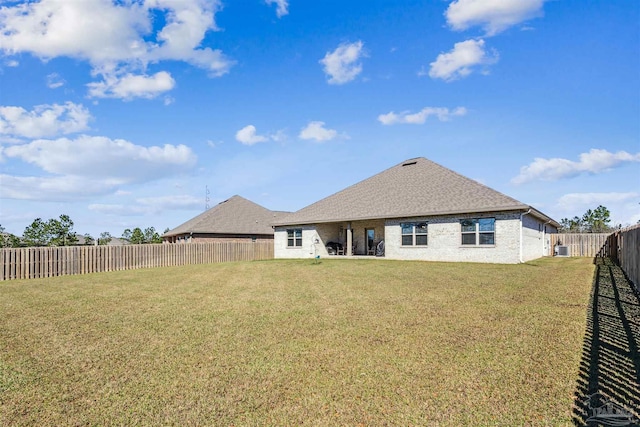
365, 229, 375, 255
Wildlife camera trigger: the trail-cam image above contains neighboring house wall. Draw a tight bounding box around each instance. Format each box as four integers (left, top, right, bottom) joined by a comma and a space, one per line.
166, 233, 273, 244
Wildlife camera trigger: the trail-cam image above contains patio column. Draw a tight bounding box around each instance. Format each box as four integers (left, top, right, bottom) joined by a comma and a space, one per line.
346, 223, 353, 256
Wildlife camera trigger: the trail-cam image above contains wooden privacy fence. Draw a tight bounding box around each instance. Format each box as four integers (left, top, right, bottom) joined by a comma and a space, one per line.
549, 226, 639, 290
0, 241, 274, 281
549, 233, 610, 257
604, 224, 640, 290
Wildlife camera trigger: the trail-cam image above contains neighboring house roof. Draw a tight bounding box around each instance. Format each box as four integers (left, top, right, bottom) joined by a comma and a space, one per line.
163, 195, 285, 237
275, 157, 559, 227
75, 236, 128, 246
106, 237, 129, 246
75, 235, 90, 245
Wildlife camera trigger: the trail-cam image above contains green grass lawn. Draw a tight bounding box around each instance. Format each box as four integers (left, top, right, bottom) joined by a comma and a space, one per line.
0, 257, 594, 426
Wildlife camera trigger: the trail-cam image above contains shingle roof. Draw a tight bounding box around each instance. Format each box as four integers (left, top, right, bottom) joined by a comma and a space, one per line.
274, 157, 557, 226
164, 195, 284, 237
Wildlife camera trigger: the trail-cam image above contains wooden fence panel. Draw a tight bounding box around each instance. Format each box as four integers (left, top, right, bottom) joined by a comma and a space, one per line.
0, 241, 274, 281
549, 233, 610, 257
549, 228, 638, 290
607, 225, 640, 290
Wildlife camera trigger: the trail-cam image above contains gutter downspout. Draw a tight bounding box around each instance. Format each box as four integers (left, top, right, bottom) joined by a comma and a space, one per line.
519, 209, 531, 263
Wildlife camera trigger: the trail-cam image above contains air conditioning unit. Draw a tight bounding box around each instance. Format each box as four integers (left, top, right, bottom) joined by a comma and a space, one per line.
556, 246, 570, 257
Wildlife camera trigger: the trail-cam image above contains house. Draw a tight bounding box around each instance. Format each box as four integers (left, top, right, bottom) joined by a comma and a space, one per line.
106, 237, 129, 246
163, 195, 286, 243
75, 236, 129, 246
273, 157, 559, 264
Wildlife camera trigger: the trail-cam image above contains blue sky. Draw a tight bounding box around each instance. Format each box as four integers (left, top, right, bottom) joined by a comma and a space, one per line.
1, 0, 639, 238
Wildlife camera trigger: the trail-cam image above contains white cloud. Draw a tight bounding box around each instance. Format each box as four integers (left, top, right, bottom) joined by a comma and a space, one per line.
555, 192, 640, 226
88, 203, 147, 216
46, 73, 65, 89
143, 1, 233, 77
446, 0, 546, 36
270, 129, 288, 143
89, 195, 202, 216
0, 0, 234, 99
0, 0, 149, 62
235, 125, 269, 145
265, 0, 289, 18
0, 102, 91, 139
87, 71, 176, 100
378, 107, 467, 125
320, 41, 365, 85
299, 121, 338, 142
137, 195, 202, 210
0, 174, 118, 201
512, 149, 640, 184
429, 39, 498, 82
4, 59, 18, 67
1, 135, 197, 201
557, 192, 639, 210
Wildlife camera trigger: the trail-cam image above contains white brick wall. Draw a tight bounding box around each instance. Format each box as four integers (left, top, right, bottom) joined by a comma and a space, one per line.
274, 220, 386, 258
384, 212, 522, 264
274, 226, 323, 259
521, 213, 557, 262
275, 211, 556, 263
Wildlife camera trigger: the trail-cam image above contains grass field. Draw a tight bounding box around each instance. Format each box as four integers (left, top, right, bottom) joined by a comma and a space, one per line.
0, 257, 594, 426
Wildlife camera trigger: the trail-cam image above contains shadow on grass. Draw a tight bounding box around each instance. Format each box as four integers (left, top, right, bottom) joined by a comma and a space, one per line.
572, 257, 640, 426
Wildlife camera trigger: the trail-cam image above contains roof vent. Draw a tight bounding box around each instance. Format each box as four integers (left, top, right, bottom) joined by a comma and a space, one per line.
402, 160, 418, 167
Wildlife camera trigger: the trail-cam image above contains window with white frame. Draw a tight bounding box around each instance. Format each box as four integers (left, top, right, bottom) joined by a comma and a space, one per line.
287, 229, 302, 247
401, 222, 428, 246
461, 218, 495, 245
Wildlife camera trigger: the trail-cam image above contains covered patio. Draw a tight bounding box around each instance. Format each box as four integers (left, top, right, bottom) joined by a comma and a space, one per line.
313, 219, 385, 257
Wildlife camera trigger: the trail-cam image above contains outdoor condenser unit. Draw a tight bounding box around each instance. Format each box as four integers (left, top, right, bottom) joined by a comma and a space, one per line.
556, 246, 570, 257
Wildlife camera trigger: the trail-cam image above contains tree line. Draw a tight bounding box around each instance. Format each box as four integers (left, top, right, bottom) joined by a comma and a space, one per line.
0, 205, 625, 247
558, 205, 615, 233
0, 215, 168, 248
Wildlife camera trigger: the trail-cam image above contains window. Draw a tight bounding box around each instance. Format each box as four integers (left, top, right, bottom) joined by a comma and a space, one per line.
461, 218, 495, 245
401, 222, 428, 246
287, 229, 302, 247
